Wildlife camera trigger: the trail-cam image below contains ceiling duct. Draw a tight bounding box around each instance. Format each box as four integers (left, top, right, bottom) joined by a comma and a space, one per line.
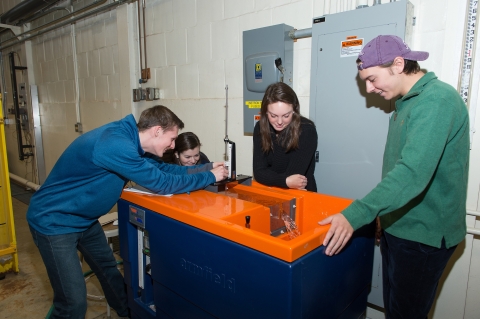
0, 0, 60, 25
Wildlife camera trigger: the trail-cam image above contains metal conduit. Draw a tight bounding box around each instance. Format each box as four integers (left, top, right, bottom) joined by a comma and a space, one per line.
289, 28, 312, 40
0, 0, 107, 46
0, 0, 105, 45
19, 1, 72, 25
9, 173, 40, 191
137, 0, 143, 79
0, 0, 59, 25
0, 0, 134, 51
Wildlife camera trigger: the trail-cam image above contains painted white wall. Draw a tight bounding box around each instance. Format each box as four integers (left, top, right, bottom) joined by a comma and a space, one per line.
1, 0, 479, 317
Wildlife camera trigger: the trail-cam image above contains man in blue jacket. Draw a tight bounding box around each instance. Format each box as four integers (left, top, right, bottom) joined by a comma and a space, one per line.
27, 105, 228, 318
319, 35, 469, 318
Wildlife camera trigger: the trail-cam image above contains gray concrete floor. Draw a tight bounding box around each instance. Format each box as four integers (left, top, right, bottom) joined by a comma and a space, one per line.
0, 192, 125, 319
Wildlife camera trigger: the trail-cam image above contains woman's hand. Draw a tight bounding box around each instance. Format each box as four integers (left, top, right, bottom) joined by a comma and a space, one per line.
286, 174, 307, 189
210, 165, 228, 182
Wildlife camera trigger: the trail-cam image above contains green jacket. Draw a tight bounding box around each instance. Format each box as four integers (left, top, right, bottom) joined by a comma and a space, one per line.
342, 72, 469, 248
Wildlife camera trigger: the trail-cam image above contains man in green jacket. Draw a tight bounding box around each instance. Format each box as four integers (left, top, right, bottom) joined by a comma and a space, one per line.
319, 35, 469, 318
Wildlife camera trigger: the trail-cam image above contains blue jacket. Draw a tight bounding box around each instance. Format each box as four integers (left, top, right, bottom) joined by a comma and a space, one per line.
27, 115, 215, 235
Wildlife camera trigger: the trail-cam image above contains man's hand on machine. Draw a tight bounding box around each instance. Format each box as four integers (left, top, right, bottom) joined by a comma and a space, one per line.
211, 165, 229, 181
318, 213, 353, 256
212, 162, 225, 168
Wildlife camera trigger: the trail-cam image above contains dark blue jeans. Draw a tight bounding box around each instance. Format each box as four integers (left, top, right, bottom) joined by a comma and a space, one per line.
30, 221, 128, 319
381, 231, 456, 319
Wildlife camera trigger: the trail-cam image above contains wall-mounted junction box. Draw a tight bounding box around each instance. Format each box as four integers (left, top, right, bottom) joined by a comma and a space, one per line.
243, 24, 294, 134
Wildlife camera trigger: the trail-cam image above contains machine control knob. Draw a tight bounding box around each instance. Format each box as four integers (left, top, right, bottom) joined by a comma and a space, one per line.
245, 216, 251, 228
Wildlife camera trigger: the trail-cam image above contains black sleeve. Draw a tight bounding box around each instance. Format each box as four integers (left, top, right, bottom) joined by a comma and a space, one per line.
199, 152, 210, 164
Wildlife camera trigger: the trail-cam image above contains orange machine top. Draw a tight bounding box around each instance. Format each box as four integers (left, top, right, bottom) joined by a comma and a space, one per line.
120, 181, 353, 262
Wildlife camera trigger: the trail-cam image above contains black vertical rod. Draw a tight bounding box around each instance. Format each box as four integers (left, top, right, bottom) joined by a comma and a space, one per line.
9, 52, 24, 160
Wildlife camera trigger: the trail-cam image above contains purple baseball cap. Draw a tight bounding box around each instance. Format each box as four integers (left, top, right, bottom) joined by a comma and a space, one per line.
357, 35, 429, 70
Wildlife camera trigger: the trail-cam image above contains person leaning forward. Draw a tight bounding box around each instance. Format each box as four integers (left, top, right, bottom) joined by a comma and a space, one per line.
318, 35, 469, 319
27, 105, 228, 319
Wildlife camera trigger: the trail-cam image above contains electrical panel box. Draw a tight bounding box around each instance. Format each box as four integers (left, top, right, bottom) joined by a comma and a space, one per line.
243, 24, 294, 134
309, 0, 414, 308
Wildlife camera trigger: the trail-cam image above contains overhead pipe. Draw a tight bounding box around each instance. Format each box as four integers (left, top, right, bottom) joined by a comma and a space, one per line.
0, 0, 134, 51
18, 0, 73, 25
0, 0, 59, 24
0, 0, 109, 48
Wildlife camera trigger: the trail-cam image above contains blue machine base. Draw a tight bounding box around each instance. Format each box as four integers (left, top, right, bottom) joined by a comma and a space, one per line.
118, 199, 374, 319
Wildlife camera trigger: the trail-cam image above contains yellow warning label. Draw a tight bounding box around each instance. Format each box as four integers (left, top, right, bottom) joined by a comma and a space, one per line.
342, 39, 363, 47
255, 64, 262, 72
246, 101, 262, 108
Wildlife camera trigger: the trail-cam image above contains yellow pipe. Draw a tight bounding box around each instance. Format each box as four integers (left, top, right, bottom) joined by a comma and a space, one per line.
0, 246, 16, 256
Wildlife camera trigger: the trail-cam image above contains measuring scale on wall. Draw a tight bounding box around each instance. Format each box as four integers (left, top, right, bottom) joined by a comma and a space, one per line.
460, 0, 478, 146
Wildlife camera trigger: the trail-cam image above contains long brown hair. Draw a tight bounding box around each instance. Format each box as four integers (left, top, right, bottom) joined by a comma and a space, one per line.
259, 82, 307, 153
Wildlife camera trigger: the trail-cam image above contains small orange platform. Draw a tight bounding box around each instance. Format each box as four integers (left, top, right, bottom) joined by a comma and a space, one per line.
120, 181, 352, 262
